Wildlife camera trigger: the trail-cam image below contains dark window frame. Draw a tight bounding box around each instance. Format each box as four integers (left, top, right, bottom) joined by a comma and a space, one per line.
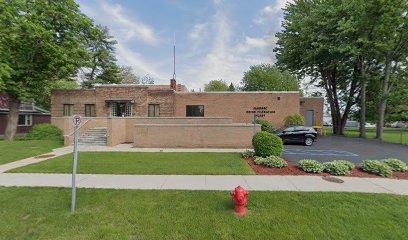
186, 105, 204, 117
63, 104, 74, 117
148, 104, 160, 117
85, 104, 96, 117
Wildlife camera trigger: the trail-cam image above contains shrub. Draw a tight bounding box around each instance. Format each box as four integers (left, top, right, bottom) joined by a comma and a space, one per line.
30, 124, 62, 140
242, 150, 255, 158
284, 114, 305, 127
264, 156, 287, 168
332, 160, 355, 171
252, 131, 284, 157
254, 156, 267, 165
255, 119, 274, 132
361, 160, 393, 177
382, 158, 408, 172
324, 161, 351, 175
253, 156, 287, 168
298, 159, 324, 173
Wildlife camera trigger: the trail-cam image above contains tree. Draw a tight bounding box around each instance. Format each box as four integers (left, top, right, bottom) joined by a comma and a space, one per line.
204, 80, 228, 92
228, 83, 236, 91
141, 74, 154, 84
241, 64, 299, 91
81, 25, 120, 88
35, 80, 79, 110
0, 0, 95, 140
275, 0, 367, 135
118, 66, 140, 84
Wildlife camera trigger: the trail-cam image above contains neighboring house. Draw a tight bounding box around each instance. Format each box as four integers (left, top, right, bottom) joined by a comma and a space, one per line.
0, 94, 51, 136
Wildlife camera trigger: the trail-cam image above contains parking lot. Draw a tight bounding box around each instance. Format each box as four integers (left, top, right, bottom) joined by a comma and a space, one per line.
283, 135, 408, 164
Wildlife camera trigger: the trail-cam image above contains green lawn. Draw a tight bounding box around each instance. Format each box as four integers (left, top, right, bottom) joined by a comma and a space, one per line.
1, 188, 407, 239
0, 140, 63, 165
326, 127, 408, 145
9, 152, 255, 175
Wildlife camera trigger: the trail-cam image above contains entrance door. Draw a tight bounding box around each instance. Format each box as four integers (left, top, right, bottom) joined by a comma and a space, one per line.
111, 102, 132, 117
306, 110, 314, 126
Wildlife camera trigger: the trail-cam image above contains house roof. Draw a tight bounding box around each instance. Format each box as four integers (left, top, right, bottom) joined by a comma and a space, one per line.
0, 94, 50, 115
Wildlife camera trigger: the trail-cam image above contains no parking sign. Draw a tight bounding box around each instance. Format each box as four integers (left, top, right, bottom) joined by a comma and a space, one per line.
71, 115, 81, 213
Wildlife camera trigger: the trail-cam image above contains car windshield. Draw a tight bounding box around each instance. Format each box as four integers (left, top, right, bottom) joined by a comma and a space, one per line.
273, 128, 286, 133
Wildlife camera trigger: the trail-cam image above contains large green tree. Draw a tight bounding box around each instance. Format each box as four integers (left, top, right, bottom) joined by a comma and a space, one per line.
241, 64, 299, 92
81, 25, 120, 88
0, 0, 95, 140
204, 80, 229, 92
118, 66, 140, 84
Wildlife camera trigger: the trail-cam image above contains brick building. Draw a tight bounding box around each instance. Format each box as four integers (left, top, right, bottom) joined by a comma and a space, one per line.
0, 94, 50, 137
51, 79, 323, 148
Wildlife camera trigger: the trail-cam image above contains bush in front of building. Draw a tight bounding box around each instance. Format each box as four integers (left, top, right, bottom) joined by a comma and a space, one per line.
298, 159, 324, 173
323, 161, 351, 175
361, 160, 393, 177
255, 119, 274, 132
252, 131, 284, 157
254, 155, 287, 168
382, 158, 407, 172
242, 150, 255, 158
30, 124, 62, 141
284, 114, 305, 127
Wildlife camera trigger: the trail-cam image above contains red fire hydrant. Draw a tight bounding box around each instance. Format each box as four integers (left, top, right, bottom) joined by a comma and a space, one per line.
230, 186, 249, 216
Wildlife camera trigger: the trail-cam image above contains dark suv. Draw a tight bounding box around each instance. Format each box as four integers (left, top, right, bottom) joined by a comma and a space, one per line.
273, 126, 317, 146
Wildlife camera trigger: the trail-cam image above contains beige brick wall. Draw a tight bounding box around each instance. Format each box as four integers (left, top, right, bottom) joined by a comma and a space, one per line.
134, 124, 261, 148
174, 92, 300, 128
107, 118, 127, 146
300, 97, 324, 126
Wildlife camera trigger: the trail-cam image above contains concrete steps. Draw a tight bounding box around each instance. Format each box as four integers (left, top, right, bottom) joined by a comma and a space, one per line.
78, 128, 107, 146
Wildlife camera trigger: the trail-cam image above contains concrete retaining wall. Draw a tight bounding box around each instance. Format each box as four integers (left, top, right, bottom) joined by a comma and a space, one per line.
133, 123, 261, 148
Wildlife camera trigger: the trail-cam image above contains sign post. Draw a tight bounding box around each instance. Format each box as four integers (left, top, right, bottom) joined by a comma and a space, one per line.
253, 112, 257, 136
71, 115, 81, 213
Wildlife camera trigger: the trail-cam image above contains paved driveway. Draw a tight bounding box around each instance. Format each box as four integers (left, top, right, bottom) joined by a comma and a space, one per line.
283, 135, 408, 164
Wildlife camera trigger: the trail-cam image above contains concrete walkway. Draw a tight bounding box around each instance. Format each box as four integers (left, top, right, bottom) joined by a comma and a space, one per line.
0, 173, 407, 195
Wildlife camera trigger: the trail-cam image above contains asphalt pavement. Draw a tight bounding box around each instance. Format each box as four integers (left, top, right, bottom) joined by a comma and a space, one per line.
283, 135, 408, 164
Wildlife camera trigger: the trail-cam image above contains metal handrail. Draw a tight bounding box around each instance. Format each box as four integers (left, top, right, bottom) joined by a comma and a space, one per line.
65, 119, 92, 137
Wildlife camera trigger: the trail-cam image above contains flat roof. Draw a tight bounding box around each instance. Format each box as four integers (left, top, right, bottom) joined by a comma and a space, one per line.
176, 91, 300, 94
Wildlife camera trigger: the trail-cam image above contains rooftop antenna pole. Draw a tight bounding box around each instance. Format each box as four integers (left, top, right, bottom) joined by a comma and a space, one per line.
173, 32, 176, 80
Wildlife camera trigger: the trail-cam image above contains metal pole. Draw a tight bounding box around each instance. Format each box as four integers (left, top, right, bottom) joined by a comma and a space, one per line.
71, 124, 79, 213
401, 130, 403, 145
253, 112, 257, 135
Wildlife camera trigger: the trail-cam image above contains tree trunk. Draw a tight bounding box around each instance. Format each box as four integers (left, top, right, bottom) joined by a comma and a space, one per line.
376, 58, 391, 140
5, 96, 21, 140
359, 57, 366, 138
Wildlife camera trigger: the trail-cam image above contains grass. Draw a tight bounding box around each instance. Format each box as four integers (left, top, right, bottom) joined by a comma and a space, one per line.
0, 139, 63, 165
1, 187, 408, 239
9, 152, 255, 175
325, 127, 408, 145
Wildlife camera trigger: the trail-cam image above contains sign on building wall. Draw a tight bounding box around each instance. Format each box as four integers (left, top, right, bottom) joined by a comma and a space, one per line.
246, 107, 275, 118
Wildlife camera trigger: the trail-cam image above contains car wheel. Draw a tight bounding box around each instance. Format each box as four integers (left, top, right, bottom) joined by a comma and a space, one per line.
304, 137, 313, 146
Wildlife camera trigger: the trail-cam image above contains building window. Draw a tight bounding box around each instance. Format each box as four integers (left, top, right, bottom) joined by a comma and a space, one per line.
111, 102, 132, 117
63, 104, 74, 116
18, 115, 32, 126
186, 105, 204, 117
277, 97, 281, 100
148, 104, 160, 117
85, 104, 96, 117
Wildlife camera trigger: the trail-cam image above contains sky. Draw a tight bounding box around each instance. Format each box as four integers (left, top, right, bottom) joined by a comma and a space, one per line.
76, 0, 289, 91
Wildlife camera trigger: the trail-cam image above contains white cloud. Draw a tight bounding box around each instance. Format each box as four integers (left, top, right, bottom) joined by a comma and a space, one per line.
189, 23, 207, 40
182, 2, 276, 90
254, 0, 291, 25
78, 0, 167, 82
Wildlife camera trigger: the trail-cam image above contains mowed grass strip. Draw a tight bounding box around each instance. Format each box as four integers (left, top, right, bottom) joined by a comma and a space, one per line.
9, 152, 255, 175
0, 140, 63, 165
325, 127, 408, 145
1, 188, 408, 240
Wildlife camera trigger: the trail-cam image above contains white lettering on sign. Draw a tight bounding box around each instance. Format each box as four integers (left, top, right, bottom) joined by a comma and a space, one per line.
73, 115, 82, 126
